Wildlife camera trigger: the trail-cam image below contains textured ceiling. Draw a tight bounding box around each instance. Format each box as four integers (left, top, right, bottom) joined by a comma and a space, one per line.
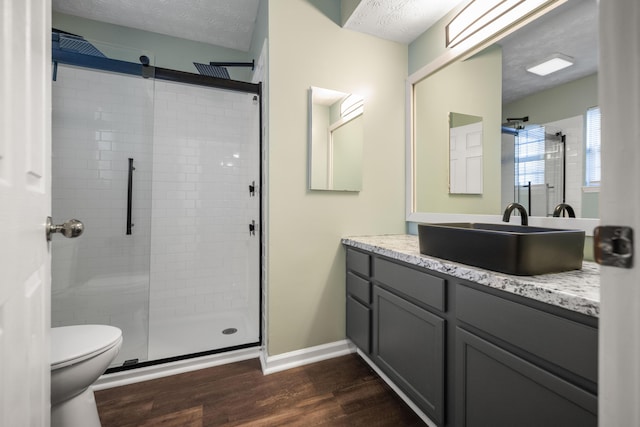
498, 0, 598, 104
52, 0, 260, 52
343, 0, 465, 44
51, 0, 597, 103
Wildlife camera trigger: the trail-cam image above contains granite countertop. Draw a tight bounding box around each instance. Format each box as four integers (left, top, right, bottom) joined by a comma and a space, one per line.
342, 234, 600, 318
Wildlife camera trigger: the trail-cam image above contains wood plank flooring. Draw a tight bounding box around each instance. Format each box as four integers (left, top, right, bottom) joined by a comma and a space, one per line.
95, 353, 425, 426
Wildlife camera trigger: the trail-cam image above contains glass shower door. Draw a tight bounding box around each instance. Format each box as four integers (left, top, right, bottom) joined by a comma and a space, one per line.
147, 80, 261, 360
51, 64, 154, 367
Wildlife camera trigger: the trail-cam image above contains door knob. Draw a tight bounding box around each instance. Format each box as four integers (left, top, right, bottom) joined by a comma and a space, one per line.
46, 217, 84, 241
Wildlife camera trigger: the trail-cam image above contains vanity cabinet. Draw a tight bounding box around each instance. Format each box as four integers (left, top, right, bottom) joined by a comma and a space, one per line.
346, 249, 446, 423
456, 284, 597, 427
344, 245, 598, 427
346, 249, 372, 354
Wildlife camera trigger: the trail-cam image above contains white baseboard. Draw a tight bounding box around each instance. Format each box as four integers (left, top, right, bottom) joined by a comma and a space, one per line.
356, 349, 437, 427
93, 346, 261, 391
260, 339, 356, 375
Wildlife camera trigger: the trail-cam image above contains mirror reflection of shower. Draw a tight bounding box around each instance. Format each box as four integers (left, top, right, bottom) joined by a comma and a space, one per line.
513, 126, 565, 217
502, 111, 599, 218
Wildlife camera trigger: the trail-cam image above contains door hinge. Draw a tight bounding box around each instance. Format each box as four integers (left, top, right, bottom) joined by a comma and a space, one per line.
594, 226, 633, 268
249, 220, 256, 236
249, 180, 256, 197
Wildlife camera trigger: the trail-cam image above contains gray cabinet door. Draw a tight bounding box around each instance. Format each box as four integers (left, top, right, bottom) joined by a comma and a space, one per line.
373, 285, 445, 424
456, 328, 597, 427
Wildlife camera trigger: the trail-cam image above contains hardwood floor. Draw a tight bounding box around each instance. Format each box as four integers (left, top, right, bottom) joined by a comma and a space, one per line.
95, 353, 425, 426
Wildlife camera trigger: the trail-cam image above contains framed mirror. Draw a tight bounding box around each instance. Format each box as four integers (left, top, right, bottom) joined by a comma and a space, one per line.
408, 0, 599, 233
308, 86, 364, 191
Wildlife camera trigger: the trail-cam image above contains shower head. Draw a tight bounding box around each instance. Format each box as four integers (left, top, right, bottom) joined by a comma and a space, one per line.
193, 62, 230, 79
52, 29, 106, 58
506, 116, 529, 123
504, 116, 529, 130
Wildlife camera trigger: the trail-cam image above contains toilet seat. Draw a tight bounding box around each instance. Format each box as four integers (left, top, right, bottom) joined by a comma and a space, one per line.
51, 325, 123, 370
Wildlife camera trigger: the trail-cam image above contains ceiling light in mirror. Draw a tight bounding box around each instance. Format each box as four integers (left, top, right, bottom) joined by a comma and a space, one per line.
526, 53, 574, 76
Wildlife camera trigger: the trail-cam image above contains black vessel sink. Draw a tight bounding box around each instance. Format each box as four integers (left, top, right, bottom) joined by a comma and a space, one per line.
417, 223, 585, 276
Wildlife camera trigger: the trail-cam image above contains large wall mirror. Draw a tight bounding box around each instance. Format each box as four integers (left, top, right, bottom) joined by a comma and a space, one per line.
409, 0, 599, 233
309, 86, 364, 191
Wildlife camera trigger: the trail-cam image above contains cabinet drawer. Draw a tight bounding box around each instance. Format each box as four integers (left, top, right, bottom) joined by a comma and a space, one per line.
347, 272, 371, 305
374, 257, 446, 312
347, 295, 371, 353
457, 285, 598, 383
346, 248, 371, 277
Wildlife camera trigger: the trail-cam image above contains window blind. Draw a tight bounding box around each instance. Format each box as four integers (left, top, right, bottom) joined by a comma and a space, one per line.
515, 126, 545, 186
585, 106, 601, 187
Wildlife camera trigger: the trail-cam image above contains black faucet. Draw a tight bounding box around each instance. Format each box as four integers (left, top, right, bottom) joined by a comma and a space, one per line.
552, 203, 576, 218
502, 203, 528, 226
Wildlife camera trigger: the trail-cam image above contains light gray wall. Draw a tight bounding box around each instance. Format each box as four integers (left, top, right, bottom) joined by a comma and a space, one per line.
503, 73, 598, 124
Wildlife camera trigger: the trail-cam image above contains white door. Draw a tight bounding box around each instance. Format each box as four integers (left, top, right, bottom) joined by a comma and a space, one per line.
0, 1, 52, 426
449, 121, 483, 194
599, 0, 640, 425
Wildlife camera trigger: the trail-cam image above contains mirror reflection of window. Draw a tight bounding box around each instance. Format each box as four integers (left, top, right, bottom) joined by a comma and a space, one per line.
309, 87, 364, 191
513, 126, 561, 217
585, 106, 601, 187
506, 106, 602, 218
515, 126, 546, 187
331, 115, 363, 190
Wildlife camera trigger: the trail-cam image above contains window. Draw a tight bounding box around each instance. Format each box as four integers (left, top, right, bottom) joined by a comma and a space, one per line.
585, 106, 601, 187
515, 126, 545, 186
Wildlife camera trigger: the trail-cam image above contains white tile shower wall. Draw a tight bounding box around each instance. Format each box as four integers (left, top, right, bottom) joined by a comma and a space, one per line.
148, 81, 260, 358
51, 65, 153, 363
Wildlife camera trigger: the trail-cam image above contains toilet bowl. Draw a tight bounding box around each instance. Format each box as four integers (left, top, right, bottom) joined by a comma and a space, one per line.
51, 325, 123, 427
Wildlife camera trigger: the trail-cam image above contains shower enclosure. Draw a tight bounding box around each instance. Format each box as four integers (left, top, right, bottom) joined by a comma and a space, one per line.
502, 125, 567, 217
50, 34, 261, 369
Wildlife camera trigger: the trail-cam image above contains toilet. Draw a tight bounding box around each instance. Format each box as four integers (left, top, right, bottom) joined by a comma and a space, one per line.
51, 325, 123, 427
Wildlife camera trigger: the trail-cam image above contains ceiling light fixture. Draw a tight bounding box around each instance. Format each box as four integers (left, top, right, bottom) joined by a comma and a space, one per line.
446, 0, 525, 48
526, 53, 574, 76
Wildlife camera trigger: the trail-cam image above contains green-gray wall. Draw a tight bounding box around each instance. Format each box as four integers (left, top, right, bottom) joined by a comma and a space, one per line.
414, 45, 502, 214
503, 73, 598, 124
266, 0, 407, 356
53, 12, 252, 80
408, 4, 466, 74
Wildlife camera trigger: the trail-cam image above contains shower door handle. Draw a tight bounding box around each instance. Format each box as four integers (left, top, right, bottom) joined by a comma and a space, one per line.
46, 217, 84, 241
127, 158, 134, 235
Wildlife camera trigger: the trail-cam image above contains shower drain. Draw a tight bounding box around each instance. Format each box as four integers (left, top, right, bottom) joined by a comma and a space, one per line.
222, 328, 238, 335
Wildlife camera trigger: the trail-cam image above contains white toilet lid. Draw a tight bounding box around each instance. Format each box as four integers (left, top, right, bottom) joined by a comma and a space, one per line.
51, 325, 122, 370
